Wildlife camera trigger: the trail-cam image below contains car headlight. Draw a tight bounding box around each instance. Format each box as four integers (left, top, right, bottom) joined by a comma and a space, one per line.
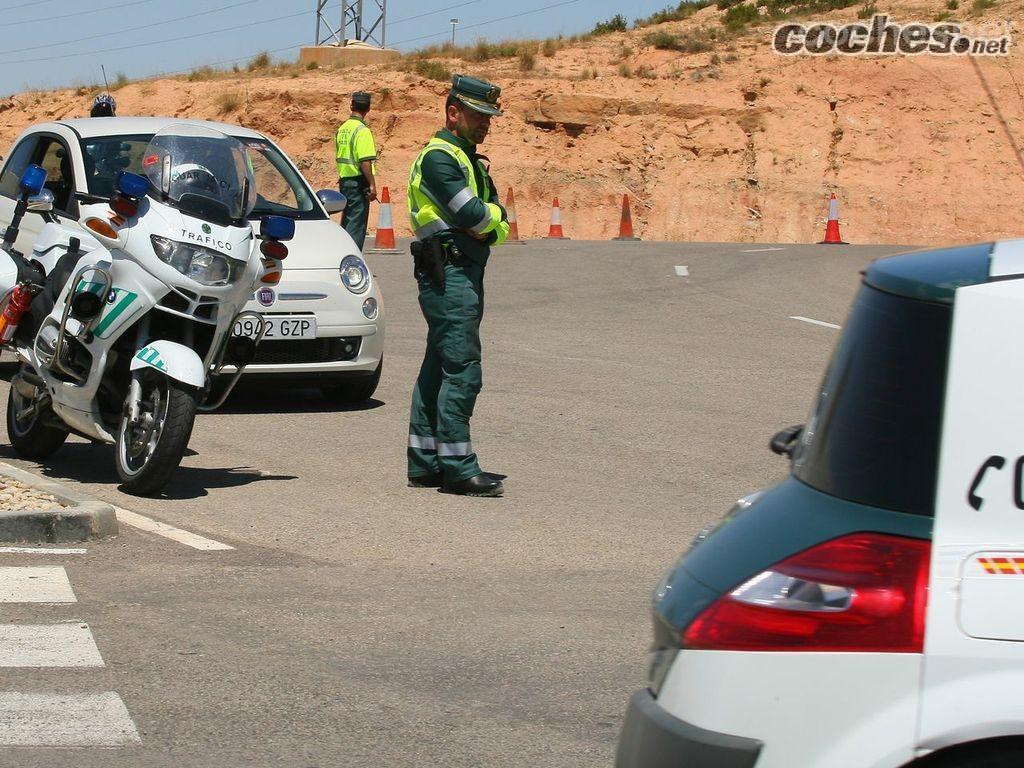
340, 255, 370, 294
151, 235, 244, 286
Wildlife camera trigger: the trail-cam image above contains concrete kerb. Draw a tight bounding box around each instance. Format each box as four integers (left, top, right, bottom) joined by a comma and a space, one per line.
0, 461, 117, 543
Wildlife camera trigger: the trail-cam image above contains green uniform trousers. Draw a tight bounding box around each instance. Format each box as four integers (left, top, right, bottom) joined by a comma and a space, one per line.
339, 178, 370, 251
408, 260, 485, 483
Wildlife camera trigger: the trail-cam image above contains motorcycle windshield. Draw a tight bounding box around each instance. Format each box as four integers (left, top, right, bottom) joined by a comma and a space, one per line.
142, 124, 256, 226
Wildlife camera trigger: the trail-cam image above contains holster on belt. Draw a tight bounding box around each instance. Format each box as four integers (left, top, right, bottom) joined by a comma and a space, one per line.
411, 236, 455, 291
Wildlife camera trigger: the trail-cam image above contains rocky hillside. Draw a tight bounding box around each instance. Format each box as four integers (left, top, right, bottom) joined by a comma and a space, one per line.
1, 0, 1023, 245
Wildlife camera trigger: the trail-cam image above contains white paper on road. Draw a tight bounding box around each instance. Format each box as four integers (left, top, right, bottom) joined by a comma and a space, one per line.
0, 692, 140, 746
0, 623, 104, 667
675, 265, 689, 276
0, 566, 76, 602
790, 315, 841, 330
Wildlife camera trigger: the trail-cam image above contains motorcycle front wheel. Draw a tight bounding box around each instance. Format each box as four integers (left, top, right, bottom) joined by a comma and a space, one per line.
6, 368, 68, 460
115, 373, 197, 496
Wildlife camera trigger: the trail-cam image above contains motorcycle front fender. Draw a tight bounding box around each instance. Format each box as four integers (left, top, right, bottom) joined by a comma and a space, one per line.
130, 340, 205, 389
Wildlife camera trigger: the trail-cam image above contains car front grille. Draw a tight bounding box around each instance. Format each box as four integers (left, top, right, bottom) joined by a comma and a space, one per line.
252, 337, 362, 365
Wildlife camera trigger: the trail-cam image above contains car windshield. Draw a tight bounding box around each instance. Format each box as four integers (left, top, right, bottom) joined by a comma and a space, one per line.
791, 284, 953, 517
81, 133, 324, 221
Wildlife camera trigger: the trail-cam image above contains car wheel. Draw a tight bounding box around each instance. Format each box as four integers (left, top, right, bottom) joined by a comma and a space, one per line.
917, 742, 1024, 768
320, 358, 382, 404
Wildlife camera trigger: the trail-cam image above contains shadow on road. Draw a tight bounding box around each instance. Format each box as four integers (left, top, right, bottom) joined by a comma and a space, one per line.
0, 442, 297, 501
0, 363, 384, 415
210, 385, 385, 416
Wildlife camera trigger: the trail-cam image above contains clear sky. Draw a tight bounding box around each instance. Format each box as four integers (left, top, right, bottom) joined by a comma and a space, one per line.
0, 0, 676, 96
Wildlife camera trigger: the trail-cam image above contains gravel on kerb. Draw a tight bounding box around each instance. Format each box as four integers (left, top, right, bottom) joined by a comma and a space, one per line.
0, 475, 65, 512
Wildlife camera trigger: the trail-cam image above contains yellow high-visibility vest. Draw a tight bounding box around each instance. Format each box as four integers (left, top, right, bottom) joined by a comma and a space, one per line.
406, 136, 506, 244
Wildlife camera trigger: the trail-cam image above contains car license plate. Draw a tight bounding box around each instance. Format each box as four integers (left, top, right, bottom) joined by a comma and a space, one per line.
232, 315, 316, 340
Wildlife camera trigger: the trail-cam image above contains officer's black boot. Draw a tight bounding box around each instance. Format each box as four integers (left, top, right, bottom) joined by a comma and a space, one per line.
442, 474, 504, 497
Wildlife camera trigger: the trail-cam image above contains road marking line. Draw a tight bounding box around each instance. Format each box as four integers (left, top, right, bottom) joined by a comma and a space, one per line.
0, 692, 140, 746
114, 507, 234, 551
0, 547, 86, 555
741, 247, 786, 252
0, 623, 104, 667
790, 315, 841, 330
0, 567, 76, 603
674, 265, 689, 276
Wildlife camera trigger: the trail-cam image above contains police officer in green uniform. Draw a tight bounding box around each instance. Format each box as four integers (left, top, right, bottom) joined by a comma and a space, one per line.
335, 91, 377, 251
406, 74, 510, 497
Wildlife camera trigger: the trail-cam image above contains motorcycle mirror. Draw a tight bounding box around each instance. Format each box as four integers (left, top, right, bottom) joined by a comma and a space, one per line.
260, 215, 295, 242
115, 170, 148, 199
18, 164, 46, 196
26, 189, 54, 213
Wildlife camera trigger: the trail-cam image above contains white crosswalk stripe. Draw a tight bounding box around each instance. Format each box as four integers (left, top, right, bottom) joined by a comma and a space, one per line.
0, 692, 140, 747
0, 562, 140, 748
0, 623, 105, 667
0, 566, 76, 603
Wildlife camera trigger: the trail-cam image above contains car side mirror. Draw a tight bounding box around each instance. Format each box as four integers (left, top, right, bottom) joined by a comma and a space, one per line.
317, 189, 347, 215
26, 189, 54, 212
770, 424, 803, 457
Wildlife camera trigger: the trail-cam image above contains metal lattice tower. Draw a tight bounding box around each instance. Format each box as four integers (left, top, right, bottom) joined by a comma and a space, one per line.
315, 1, 388, 47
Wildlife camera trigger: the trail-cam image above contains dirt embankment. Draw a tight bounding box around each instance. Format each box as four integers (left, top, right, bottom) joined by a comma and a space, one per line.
2, 1, 1024, 245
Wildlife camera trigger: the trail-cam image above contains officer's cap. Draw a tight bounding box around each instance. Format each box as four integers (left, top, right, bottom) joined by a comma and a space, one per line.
352, 91, 372, 110
449, 74, 502, 117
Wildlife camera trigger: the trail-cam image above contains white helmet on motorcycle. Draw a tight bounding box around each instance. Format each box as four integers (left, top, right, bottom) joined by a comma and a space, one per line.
167, 163, 222, 201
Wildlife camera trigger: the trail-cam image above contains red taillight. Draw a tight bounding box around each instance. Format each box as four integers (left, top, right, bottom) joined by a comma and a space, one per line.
683, 533, 931, 653
261, 239, 288, 260
110, 195, 138, 218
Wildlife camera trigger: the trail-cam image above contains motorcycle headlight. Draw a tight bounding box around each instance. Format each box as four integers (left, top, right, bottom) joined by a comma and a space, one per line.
340, 255, 370, 294
151, 235, 244, 287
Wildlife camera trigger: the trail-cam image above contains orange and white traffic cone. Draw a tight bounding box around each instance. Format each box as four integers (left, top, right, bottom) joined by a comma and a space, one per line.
819, 192, 847, 245
546, 197, 570, 240
369, 186, 402, 254
503, 188, 525, 245
613, 194, 641, 241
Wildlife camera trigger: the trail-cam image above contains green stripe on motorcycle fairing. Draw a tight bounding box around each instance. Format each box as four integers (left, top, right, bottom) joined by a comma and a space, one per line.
93, 289, 139, 337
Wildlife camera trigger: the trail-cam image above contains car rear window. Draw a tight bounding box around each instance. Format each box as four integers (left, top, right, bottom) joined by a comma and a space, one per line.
792, 284, 953, 516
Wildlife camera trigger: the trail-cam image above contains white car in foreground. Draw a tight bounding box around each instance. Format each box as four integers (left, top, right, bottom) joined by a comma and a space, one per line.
617, 241, 1024, 768
0, 117, 383, 402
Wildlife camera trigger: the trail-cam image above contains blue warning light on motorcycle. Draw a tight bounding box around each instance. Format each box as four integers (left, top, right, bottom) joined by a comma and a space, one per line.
116, 171, 149, 199
18, 164, 46, 196
261, 215, 295, 242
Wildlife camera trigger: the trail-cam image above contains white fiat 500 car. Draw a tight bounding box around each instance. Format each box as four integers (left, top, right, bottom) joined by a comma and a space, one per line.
618, 241, 1024, 768
0, 117, 383, 402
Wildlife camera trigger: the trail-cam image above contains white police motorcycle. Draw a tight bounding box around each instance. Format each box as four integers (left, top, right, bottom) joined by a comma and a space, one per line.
0, 124, 294, 495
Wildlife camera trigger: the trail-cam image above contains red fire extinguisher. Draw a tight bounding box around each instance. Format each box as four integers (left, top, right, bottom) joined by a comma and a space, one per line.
0, 283, 37, 344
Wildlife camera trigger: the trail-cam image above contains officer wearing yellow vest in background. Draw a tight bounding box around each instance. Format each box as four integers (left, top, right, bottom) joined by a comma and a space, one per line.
335, 91, 377, 251
406, 74, 510, 498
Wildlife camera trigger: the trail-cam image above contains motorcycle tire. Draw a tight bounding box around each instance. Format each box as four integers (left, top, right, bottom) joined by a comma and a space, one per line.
6, 374, 68, 460
115, 374, 197, 497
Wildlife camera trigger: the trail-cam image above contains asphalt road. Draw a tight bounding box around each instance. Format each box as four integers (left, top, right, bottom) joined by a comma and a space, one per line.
0, 239, 910, 767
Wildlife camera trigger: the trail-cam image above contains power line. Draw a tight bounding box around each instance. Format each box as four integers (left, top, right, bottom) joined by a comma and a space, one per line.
390, 0, 483, 26
0, 0, 160, 28
0, 0, 60, 11
389, 0, 581, 48
0, 9, 309, 65
0, 0, 262, 59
